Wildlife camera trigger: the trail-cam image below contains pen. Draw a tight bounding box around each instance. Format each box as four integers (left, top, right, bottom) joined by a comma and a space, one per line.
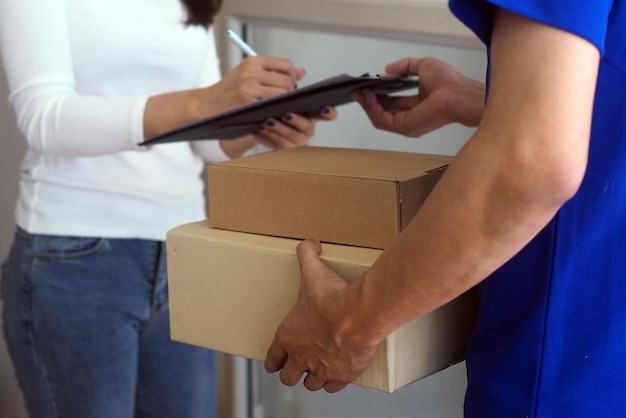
226, 29, 258, 57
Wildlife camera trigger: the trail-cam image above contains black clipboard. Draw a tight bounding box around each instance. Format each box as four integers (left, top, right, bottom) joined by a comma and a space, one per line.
139, 73, 418, 145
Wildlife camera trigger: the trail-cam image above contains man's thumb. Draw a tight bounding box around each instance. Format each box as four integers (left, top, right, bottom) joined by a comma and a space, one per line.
296, 239, 323, 267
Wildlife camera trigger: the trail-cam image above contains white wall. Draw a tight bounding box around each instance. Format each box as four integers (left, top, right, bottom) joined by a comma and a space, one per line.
0, 66, 28, 417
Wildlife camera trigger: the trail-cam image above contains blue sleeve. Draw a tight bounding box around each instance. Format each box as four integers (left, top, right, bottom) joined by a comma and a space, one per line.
448, 0, 614, 55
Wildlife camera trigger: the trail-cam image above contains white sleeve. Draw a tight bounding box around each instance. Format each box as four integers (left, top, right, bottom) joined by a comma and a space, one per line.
0, 0, 147, 157
190, 140, 231, 163
188, 27, 233, 164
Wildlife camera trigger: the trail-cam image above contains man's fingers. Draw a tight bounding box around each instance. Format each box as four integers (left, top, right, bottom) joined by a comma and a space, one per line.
323, 380, 349, 393
297, 238, 335, 295
264, 339, 287, 373
384, 57, 425, 77
385, 58, 412, 76
279, 361, 305, 386
296, 239, 322, 267
303, 372, 326, 391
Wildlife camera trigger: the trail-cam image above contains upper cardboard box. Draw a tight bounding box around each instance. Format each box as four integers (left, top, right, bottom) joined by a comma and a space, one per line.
208, 146, 452, 249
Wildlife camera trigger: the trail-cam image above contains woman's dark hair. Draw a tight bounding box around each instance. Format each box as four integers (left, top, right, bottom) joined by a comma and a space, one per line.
181, 0, 223, 28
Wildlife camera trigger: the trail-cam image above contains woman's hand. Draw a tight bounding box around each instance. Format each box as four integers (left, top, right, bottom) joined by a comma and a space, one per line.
145, 56, 304, 140
207, 56, 338, 158
146, 55, 337, 158
220, 106, 337, 158
253, 106, 337, 149
200, 56, 304, 115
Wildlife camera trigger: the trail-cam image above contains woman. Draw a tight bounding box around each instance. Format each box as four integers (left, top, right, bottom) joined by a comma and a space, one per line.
0, 0, 335, 417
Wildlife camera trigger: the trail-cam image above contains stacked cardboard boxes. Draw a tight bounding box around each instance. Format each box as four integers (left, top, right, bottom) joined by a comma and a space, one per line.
166, 146, 478, 393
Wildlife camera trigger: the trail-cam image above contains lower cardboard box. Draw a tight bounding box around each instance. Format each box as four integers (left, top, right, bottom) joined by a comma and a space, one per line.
167, 220, 478, 393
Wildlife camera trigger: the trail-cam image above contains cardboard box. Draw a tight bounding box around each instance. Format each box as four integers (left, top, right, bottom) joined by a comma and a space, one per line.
167, 221, 478, 393
208, 146, 452, 249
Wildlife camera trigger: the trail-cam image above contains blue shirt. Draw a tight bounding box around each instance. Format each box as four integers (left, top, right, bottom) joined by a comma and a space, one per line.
449, 1, 626, 416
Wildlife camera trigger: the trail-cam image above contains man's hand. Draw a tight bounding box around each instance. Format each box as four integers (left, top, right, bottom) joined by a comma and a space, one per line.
264, 239, 379, 393
353, 57, 485, 138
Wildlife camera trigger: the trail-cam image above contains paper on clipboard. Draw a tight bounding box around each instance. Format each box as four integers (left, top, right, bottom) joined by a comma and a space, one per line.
139, 73, 418, 145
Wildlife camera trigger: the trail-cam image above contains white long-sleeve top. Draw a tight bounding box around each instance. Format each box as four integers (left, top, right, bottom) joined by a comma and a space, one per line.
0, 0, 230, 240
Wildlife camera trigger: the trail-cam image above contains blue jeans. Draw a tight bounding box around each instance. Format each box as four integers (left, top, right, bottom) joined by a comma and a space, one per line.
1, 228, 216, 418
